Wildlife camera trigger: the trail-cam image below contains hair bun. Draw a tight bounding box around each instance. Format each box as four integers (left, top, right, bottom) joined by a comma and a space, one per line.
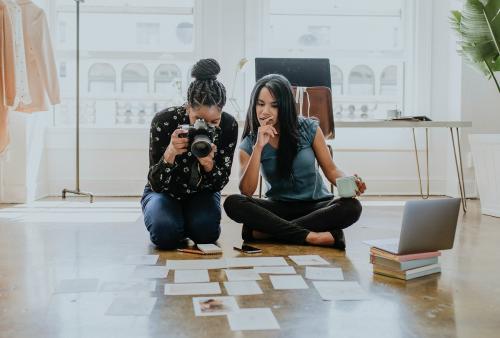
191, 58, 220, 81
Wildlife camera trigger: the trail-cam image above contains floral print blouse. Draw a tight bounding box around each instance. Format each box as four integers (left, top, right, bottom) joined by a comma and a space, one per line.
147, 105, 238, 200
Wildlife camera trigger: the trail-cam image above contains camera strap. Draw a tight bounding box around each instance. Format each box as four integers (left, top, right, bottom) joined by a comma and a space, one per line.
188, 161, 202, 188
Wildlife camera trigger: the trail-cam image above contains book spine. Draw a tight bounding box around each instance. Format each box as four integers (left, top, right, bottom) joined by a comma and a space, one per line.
370, 248, 441, 262
373, 266, 405, 280
406, 266, 441, 280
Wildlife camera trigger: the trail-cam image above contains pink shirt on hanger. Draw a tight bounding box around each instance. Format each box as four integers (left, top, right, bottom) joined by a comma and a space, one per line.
14, 0, 60, 113
0, 0, 16, 109
0, 0, 16, 153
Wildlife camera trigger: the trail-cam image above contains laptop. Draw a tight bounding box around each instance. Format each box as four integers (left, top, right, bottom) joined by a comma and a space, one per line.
365, 198, 461, 255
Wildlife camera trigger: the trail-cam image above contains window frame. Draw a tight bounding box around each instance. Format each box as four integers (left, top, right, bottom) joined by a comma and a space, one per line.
244, 0, 433, 120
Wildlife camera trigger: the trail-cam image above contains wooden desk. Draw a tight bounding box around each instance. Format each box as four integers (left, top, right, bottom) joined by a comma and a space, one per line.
330, 120, 472, 211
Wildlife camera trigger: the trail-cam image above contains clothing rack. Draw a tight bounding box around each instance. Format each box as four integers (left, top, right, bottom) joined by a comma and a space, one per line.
62, 0, 93, 203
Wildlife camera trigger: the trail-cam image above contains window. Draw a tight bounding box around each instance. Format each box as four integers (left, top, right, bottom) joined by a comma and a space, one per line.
331, 65, 343, 95
59, 62, 67, 78
58, 21, 66, 43
380, 65, 398, 96
253, 0, 410, 120
53, 0, 195, 128
122, 63, 149, 93
136, 23, 160, 45
88, 63, 116, 93
348, 65, 375, 96
176, 22, 194, 44
154, 64, 183, 100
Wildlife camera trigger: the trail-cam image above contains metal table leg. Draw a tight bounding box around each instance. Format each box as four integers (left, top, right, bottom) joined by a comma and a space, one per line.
412, 128, 430, 199
450, 128, 467, 212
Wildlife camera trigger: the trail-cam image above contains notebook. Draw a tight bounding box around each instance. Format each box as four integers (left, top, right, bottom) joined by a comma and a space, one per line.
177, 244, 222, 255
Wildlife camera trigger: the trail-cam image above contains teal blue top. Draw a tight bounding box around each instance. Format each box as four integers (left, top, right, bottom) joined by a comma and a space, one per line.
240, 117, 333, 202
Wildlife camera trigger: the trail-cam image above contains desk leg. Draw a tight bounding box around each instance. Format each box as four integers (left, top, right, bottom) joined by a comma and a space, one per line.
258, 174, 263, 198
450, 128, 468, 212
327, 144, 334, 193
412, 128, 430, 199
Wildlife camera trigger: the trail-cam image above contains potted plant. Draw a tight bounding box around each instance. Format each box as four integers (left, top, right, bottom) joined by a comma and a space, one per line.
451, 0, 500, 217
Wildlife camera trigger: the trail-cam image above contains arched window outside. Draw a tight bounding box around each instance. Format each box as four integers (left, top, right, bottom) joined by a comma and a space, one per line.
380, 65, 398, 96
88, 63, 116, 93
348, 65, 375, 96
176, 22, 194, 44
154, 64, 182, 96
330, 65, 343, 96
122, 63, 149, 93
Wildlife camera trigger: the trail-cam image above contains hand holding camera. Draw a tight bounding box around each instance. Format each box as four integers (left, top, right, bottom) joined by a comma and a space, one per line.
197, 143, 217, 172
163, 128, 190, 164
163, 118, 217, 166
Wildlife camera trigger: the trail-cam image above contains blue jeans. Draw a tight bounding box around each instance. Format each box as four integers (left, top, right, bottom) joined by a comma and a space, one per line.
141, 187, 221, 249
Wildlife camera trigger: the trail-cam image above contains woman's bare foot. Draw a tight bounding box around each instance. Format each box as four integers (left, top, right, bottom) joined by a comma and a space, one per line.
305, 231, 335, 246
252, 230, 272, 240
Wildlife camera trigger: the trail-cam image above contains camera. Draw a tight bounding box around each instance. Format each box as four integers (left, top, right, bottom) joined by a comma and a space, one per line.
178, 119, 216, 158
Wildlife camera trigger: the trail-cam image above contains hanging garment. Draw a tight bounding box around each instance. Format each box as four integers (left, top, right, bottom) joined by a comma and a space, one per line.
15, 0, 60, 113
0, 0, 16, 154
4, 0, 30, 107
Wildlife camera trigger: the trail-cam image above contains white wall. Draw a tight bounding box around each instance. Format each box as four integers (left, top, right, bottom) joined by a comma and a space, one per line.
2, 0, 499, 202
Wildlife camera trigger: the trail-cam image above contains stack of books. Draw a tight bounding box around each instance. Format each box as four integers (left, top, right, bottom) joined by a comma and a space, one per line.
370, 247, 441, 280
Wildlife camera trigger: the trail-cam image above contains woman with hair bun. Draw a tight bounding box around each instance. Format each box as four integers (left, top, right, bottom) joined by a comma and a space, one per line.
142, 58, 238, 249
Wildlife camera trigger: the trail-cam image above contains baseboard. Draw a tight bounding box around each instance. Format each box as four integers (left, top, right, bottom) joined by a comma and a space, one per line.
45, 177, 477, 198
481, 208, 500, 218
49, 179, 148, 197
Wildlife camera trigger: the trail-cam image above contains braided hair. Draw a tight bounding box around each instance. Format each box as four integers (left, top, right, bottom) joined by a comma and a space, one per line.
187, 58, 226, 109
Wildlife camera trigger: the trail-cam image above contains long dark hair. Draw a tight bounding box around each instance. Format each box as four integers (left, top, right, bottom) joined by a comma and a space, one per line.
187, 58, 226, 109
242, 74, 299, 179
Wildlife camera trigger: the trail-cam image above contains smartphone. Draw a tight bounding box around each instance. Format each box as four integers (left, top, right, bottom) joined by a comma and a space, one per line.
233, 244, 262, 254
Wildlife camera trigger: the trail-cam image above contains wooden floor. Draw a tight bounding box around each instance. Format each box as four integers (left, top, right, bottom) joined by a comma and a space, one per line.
0, 196, 499, 338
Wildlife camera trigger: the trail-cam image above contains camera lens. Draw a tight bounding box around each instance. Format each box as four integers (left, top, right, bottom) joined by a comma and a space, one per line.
191, 134, 212, 158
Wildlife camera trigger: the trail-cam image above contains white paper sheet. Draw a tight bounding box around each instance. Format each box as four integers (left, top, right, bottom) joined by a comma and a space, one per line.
305, 267, 344, 280
174, 270, 210, 283
164, 282, 221, 295
165, 259, 227, 270
105, 296, 157, 316
124, 254, 159, 265
288, 255, 330, 266
227, 308, 280, 331
99, 280, 156, 293
226, 257, 288, 268
269, 275, 308, 290
224, 269, 262, 281
313, 281, 370, 301
253, 266, 296, 275
192, 296, 239, 316
130, 266, 169, 279
224, 281, 263, 295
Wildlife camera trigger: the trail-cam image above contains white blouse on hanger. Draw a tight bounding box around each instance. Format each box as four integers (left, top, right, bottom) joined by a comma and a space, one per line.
15, 0, 60, 113
4, 0, 31, 107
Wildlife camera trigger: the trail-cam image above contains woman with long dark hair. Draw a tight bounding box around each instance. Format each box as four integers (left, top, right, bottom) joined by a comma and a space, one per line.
142, 58, 238, 249
224, 74, 366, 249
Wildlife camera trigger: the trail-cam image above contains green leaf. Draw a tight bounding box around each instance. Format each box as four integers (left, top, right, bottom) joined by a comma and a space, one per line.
451, 0, 500, 92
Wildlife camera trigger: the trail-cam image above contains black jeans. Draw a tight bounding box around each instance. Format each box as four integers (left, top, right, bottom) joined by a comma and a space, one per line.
223, 194, 362, 245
